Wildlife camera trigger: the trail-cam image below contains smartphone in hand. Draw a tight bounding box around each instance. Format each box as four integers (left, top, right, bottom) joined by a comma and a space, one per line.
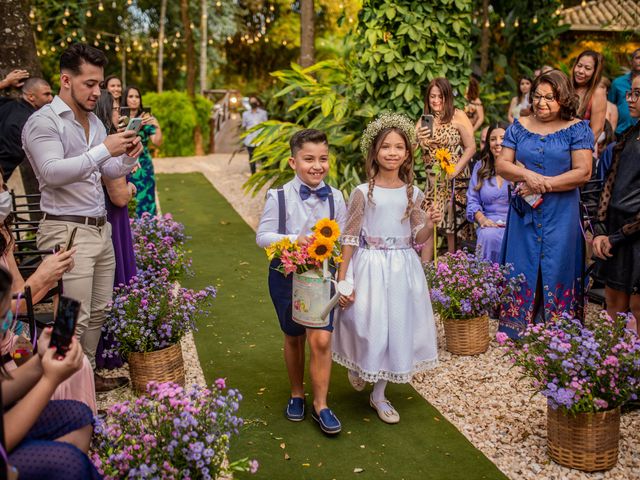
421, 114, 434, 136
64, 226, 78, 252
50, 296, 81, 357
126, 117, 143, 134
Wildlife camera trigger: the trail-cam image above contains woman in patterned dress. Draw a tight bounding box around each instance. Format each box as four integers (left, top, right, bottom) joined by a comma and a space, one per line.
121, 86, 163, 217
416, 77, 476, 261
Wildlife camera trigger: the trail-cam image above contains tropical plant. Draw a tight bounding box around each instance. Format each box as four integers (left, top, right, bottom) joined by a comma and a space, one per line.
497, 312, 640, 414
352, 0, 474, 117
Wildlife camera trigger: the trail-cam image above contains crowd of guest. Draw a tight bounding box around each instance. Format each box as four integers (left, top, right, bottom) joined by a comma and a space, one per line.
0, 43, 165, 477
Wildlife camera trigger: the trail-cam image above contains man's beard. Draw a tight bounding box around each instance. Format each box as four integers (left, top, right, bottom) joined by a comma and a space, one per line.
70, 87, 97, 112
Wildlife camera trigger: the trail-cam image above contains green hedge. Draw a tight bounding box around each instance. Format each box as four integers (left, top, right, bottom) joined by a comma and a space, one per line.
143, 91, 213, 157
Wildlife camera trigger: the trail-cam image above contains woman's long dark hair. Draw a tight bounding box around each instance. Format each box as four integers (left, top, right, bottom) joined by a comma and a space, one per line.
475, 121, 510, 191
95, 90, 117, 134
121, 86, 144, 116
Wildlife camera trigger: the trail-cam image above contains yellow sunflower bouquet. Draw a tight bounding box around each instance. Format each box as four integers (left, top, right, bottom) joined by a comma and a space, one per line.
265, 218, 342, 276
432, 148, 455, 177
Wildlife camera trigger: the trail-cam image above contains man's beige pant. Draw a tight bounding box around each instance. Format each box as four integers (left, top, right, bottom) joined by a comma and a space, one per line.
37, 220, 115, 369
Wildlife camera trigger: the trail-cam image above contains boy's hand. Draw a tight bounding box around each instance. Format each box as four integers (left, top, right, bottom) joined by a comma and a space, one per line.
296, 235, 312, 246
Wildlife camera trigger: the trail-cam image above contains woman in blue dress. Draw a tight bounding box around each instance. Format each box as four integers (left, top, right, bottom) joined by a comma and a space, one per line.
495, 70, 594, 339
122, 86, 163, 217
466, 122, 511, 263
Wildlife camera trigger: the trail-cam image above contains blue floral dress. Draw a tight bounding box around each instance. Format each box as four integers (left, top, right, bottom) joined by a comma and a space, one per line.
499, 119, 594, 339
130, 124, 157, 217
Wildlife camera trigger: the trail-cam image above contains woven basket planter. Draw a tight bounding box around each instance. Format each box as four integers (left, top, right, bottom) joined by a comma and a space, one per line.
442, 315, 489, 355
547, 404, 620, 472
128, 342, 185, 394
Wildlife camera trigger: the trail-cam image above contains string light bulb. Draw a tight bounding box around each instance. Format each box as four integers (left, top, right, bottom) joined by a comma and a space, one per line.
94, 40, 99, 46
64, 7, 70, 16
270, 5, 275, 11
29, 9, 35, 19
500, 19, 505, 28
483, 19, 489, 28
126, 46, 132, 52
86, 10, 92, 17
115, 36, 120, 43
514, 18, 519, 28
533, 15, 538, 24
98, 2, 104, 11
105, 44, 110, 50
208, 39, 213, 45
581, 0, 586, 6
97, 33, 101, 39
62, 18, 68, 26
127, 0, 133, 4
112, 1, 116, 7
81, 36, 87, 42
50, 46, 56, 52
37, 24, 43, 32
216, 1, 221, 6
72, 30, 77, 37
115, 45, 120, 52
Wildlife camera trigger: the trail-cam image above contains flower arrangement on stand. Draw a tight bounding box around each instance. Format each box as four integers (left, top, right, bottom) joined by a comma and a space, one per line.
130, 212, 192, 281
266, 218, 342, 328
91, 380, 258, 479
497, 312, 640, 472
424, 250, 523, 355
104, 268, 216, 392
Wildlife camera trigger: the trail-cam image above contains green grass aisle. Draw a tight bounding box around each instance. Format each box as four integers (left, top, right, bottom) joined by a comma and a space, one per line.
157, 173, 507, 480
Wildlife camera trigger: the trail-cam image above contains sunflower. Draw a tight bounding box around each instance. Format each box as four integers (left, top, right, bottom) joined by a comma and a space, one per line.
308, 237, 334, 262
435, 148, 455, 176
314, 218, 340, 244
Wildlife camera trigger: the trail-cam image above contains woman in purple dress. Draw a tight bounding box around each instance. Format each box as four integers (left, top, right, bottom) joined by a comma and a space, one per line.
94, 91, 138, 371
466, 122, 511, 263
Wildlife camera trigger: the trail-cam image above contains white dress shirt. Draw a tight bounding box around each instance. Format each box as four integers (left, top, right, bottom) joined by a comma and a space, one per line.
241, 108, 268, 147
256, 175, 347, 248
22, 95, 137, 217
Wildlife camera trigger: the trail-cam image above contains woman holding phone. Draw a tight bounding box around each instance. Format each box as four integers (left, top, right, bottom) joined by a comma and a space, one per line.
495, 69, 593, 340
416, 77, 476, 261
122, 86, 163, 216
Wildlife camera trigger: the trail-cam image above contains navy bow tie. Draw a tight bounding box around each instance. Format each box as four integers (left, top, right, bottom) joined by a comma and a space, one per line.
299, 184, 331, 201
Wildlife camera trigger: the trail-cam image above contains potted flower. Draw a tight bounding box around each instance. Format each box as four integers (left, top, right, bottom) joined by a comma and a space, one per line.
265, 218, 342, 328
91, 380, 259, 478
424, 250, 523, 355
104, 268, 216, 392
497, 312, 640, 472
130, 212, 192, 282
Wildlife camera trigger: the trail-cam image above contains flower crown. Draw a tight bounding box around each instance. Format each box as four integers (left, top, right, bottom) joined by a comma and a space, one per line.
360, 112, 417, 157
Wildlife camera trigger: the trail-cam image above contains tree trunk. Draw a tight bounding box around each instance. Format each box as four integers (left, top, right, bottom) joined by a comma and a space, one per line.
157, 0, 167, 92
180, 0, 203, 154
180, 0, 197, 98
0, 0, 42, 198
299, 0, 315, 68
479, 0, 490, 74
199, 0, 208, 94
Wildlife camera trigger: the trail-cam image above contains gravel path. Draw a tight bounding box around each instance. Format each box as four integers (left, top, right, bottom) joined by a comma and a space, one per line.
138, 155, 639, 479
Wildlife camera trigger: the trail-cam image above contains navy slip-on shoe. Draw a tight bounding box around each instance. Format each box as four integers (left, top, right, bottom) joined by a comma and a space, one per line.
311, 408, 342, 435
285, 397, 305, 421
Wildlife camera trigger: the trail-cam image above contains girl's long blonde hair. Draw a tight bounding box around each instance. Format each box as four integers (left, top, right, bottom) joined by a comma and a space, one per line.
365, 127, 415, 220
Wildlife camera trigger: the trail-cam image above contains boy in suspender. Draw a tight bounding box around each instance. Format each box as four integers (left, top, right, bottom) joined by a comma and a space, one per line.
256, 129, 347, 434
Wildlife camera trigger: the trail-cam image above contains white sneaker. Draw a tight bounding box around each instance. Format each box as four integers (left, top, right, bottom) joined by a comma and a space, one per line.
348, 370, 366, 392
369, 394, 400, 424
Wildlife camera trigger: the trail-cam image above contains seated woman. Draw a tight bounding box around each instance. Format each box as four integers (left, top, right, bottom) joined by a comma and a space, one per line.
466, 122, 511, 263
0, 268, 102, 479
0, 173, 96, 412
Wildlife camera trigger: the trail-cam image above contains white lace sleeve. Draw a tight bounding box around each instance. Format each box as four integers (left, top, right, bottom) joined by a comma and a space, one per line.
341, 188, 365, 246
410, 189, 427, 242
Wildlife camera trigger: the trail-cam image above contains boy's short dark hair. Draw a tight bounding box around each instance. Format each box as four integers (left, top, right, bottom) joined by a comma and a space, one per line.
60, 43, 108, 75
289, 129, 328, 156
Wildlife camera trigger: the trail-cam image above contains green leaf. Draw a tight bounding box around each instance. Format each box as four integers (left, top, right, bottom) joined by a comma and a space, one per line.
321, 93, 336, 118
385, 7, 396, 20
403, 84, 415, 103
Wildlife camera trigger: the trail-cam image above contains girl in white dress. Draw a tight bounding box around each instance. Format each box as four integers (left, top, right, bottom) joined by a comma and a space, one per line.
333, 113, 439, 424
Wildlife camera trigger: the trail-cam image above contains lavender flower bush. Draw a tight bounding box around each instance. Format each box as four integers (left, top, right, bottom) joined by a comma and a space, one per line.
498, 312, 640, 414
91, 381, 258, 479
424, 250, 524, 319
131, 212, 192, 282
103, 268, 216, 356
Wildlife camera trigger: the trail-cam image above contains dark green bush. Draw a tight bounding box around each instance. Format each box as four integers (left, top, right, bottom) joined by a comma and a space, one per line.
143, 91, 213, 157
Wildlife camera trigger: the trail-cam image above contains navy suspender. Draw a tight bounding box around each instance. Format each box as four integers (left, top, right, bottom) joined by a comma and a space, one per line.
275, 186, 336, 236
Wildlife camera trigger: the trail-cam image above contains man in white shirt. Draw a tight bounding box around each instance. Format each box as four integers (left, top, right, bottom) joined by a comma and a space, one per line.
22, 43, 142, 392
241, 96, 268, 174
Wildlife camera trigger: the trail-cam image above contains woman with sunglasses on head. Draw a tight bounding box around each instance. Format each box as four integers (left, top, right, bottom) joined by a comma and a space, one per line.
592, 76, 640, 333
495, 69, 594, 340
121, 86, 162, 217
0, 268, 102, 479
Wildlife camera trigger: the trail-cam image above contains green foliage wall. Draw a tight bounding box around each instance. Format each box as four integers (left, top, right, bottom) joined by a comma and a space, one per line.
143, 92, 212, 157
352, 0, 473, 117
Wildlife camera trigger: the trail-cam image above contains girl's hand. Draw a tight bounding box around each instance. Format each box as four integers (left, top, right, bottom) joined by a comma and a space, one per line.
592, 235, 613, 259
338, 290, 355, 309
42, 337, 84, 385
36, 327, 53, 359
426, 206, 442, 226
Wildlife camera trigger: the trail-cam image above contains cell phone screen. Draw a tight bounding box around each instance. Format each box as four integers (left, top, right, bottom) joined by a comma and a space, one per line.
50, 296, 80, 357
421, 114, 434, 135
126, 118, 143, 134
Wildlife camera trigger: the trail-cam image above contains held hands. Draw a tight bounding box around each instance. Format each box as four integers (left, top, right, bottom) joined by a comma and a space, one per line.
41, 336, 84, 385
103, 130, 143, 158
523, 170, 552, 194
592, 235, 613, 259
